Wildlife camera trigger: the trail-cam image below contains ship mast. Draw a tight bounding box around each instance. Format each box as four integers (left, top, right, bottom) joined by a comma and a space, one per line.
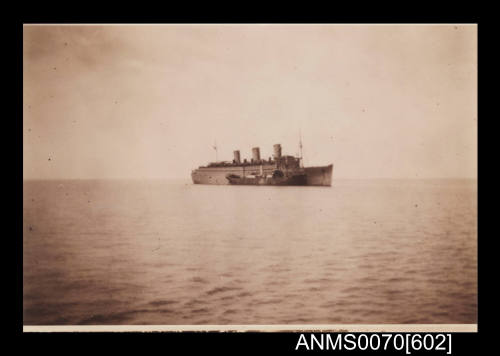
299, 130, 304, 168
213, 140, 218, 162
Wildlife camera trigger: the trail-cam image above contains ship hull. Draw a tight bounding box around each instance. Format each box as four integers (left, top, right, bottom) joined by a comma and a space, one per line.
191, 164, 333, 186
304, 164, 333, 186
226, 174, 307, 186
191, 164, 275, 185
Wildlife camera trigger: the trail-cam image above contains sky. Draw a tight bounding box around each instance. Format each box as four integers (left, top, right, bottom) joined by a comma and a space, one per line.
23, 24, 477, 179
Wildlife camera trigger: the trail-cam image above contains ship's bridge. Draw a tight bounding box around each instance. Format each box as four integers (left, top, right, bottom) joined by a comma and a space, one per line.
276, 155, 301, 169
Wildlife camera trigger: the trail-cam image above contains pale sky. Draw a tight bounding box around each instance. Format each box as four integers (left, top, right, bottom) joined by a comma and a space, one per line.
23, 24, 477, 179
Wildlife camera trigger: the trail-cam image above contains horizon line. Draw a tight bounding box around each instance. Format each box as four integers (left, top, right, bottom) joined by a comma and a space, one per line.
22, 177, 478, 181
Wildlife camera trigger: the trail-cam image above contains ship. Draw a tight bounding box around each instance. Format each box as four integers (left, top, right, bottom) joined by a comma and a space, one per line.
191, 143, 333, 186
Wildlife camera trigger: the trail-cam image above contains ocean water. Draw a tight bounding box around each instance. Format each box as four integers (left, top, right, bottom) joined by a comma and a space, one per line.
23, 179, 477, 325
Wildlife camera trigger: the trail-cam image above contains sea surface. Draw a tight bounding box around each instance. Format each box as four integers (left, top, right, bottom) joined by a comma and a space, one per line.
23, 179, 477, 325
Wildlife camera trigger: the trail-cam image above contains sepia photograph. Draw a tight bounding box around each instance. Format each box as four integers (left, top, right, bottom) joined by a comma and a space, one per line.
23, 24, 477, 332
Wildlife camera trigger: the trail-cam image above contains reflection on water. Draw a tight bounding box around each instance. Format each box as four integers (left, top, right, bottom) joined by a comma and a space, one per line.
23, 179, 477, 325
